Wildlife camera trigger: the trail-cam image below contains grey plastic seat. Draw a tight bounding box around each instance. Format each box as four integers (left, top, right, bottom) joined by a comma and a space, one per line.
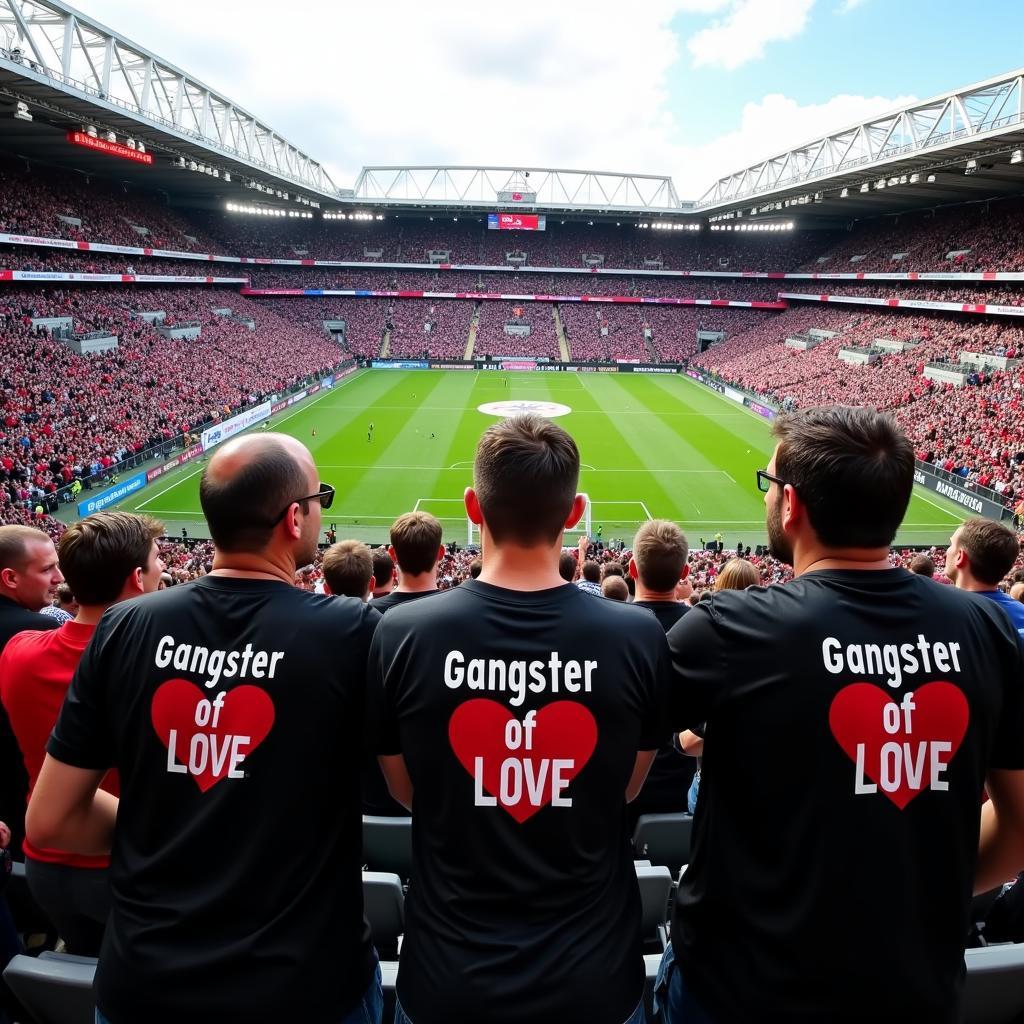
963, 943, 1024, 1024
632, 813, 693, 875
3, 951, 96, 1024
635, 863, 672, 948
362, 814, 413, 881
362, 870, 405, 956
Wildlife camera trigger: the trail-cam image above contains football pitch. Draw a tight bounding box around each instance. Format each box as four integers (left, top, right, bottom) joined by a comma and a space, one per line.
123, 369, 968, 548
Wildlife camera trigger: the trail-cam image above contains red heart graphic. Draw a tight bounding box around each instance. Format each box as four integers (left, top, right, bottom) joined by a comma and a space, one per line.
829, 682, 969, 810
151, 678, 275, 793
448, 699, 598, 823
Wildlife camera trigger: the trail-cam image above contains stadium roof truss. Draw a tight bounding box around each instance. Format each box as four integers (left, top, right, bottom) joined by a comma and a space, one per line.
0, 0, 337, 197
698, 70, 1024, 210
350, 166, 687, 214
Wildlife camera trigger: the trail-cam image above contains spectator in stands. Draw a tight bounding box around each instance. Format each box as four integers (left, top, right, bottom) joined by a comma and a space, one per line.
1011, 581, 1024, 602
627, 520, 694, 827
909, 553, 936, 578
371, 511, 444, 613
601, 575, 629, 601
944, 518, 1024, 637
322, 540, 374, 601
367, 414, 668, 1024
577, 558, 602, 596
469, 557, 483, 580
657, 406, 1024, 1024
26, 433, 383, 1024
370, 547, 396, 600
40, 582, 78, 624
0, 511, 164, 954
0, 525, 63, 858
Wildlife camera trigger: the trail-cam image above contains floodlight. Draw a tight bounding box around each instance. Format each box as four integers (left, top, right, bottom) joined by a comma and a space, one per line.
926, 174, 936, 183
909, 173, 920, 184
840, 187, 849, 198
14, 102, 32, 122
1012, 150, 1023, 165
860, 182, 869, 193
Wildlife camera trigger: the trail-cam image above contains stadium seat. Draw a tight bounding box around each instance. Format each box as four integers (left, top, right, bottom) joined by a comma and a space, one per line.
362, 815, 413, 881
635, 863, 672, 950
632, 813, 693, 876
2, 951, 96, 1024
362, 870, 405, 960
963, 944, 1024, 1024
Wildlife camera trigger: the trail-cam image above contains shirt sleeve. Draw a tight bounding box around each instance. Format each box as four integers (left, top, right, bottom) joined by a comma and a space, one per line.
990, 630, 1024, 771
636, 623, 671, 750
47, 616, 116, 771
364, 616, 402, 757
666, 601, 727, 733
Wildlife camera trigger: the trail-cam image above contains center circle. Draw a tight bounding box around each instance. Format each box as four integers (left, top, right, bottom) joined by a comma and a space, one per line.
477, 400, 572, 419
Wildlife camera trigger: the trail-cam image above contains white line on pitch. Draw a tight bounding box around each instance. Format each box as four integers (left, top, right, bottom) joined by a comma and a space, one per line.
136, 465, 205, 509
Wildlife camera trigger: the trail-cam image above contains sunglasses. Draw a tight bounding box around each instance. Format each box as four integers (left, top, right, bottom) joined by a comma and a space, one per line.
756, 469, 788, 493
270, 482, 335, 524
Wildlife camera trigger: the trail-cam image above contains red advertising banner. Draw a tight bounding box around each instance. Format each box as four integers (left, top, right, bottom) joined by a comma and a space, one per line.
66, 131, 154, 165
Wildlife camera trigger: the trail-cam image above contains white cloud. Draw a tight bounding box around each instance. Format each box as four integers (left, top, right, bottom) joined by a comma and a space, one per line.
671, 90, 918, 198
838, 0, 867, 11
686, 0, 816, 71
66, 1, 912, 204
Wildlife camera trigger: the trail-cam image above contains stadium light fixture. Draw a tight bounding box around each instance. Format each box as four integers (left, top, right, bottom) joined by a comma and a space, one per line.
964, 159, 978, 175
927, 174, 936, 183
1012, 149, 1023, 165
860, 182, 869, 193
840, 187, 849, 198
909, 173, 920, 184
13, 101, 32, 122
875, 179, 886, 190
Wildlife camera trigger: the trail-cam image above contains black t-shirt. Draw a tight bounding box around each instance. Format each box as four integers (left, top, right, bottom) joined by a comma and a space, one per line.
667, 569, 1024, 1024
629, 600, 694, 824
371, 589, 440, 614
48, 576, 380, 1024
368, 579, 670, 1024
0, 596, 59, 857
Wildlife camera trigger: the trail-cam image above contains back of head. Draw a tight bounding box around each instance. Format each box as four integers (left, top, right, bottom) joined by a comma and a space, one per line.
474, 414, 579, 545
955, 518, 1021, 586
632, 520, 689, 591
772, 406, 914, 548
1010, 581, 1024, 602
582, 560, 601, 584
714, 557, 760, 592
469, 557, 483, 579
389, 511, 443, 575
371, 547, 395, 589
601, 575, 629, 601
58, 512, 164, 606
199, 436, 311, 554
322, 540, 373, 598
558, 551, 576, 582
601, 561, 624, 580
908, 554, 935, 578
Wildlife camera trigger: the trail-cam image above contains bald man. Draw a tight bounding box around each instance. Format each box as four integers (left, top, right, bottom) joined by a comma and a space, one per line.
28, 434, 384, 1024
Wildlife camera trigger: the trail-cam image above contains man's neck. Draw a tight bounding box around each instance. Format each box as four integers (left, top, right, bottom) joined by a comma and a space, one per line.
0, 591, 41, 613
794, 544, 892, 577
477, 545, 567, 592
209, 549, 295, 586
74, 604, 109, 627
394, 571, 438, 594
633, 585, 677, 603
954, 576, 997, 594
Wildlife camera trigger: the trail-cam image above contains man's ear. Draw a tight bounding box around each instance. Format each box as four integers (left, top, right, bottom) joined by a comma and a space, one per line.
564, 494, 587, 530
628, 557, 639, 581
0, 567, 17, 590
679, 564, 690, 582
323, 581, 334, 596
464, 487, 483, 526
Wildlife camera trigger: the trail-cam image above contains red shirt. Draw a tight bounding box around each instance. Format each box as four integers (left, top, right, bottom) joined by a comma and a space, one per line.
0, 621, 119, 867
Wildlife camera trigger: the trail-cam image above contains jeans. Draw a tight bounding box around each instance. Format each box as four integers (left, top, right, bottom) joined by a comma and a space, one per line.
395, 995, 646, 1023
687, 771, 700, 815
96, 957, 383, 1024
653, 945, 714, 1024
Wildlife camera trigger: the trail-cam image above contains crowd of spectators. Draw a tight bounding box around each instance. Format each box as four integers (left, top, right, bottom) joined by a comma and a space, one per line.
386, 300, 472, 359
473, 302, 561, 359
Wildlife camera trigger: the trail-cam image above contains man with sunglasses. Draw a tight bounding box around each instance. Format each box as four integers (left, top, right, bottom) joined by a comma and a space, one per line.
658, 406, 1024, 1024
27, 433, 383, 1024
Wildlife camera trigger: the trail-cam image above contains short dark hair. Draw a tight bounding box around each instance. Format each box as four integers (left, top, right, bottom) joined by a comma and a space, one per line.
632, 520, 689, 591
469, 557, 483, 579
58, 512, 163, 605
199, 440, 310, 553
601, 561, 624, 580
474, 415, 579, 545
958, 518, 1021, 585
601, 576, 629, 601
582, 559, 600, 583
772, 406, 914, 548
0, 524, 51, 572
558, 551, 576, 582
322, 540, 373, 598
371, 548, 394, 588
390, 511, 443, 575
908, 554, 935, 577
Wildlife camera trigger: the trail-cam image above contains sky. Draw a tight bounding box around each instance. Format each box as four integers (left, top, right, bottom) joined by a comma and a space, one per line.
66, 0, 1024, 200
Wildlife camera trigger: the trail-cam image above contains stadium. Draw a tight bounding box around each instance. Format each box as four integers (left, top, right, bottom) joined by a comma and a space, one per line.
0, 2, 1023, 1023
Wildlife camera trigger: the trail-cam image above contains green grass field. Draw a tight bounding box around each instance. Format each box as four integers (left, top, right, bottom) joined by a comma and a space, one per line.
121, 369, 968, 548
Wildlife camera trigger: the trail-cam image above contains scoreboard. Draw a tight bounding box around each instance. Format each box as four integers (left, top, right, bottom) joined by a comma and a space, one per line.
487, 213, 546, 231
